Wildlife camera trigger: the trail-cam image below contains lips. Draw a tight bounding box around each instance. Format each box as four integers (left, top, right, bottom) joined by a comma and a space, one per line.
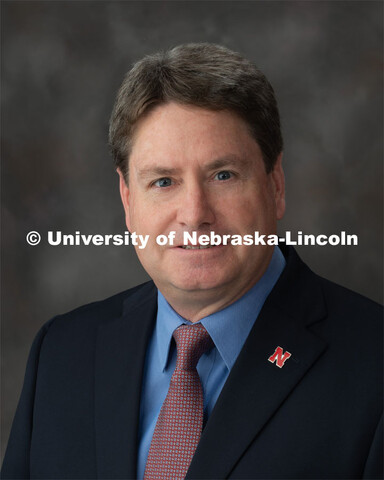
181, 245, 212, 249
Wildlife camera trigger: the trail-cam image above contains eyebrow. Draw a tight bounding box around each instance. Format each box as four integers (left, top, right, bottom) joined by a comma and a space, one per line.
206, 155, 251, 170
136, 155, 251, 179
137, 166, 182, 180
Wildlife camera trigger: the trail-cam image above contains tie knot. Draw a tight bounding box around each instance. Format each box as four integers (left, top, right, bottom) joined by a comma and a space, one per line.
173, 324, 213, 370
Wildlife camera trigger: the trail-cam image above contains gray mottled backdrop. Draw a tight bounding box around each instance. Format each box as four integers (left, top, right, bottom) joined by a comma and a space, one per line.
1, 0, 382, 460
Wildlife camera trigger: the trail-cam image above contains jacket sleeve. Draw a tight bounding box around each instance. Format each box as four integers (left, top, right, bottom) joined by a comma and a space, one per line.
1, 321, 52, 479
363, 413, 383, 479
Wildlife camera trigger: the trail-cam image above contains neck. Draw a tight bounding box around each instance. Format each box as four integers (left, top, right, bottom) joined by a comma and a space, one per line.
156, 246, 277, 322
157, 276, 262, 323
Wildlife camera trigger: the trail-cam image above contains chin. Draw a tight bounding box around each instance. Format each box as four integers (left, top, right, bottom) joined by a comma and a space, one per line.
168, 271, 234, 294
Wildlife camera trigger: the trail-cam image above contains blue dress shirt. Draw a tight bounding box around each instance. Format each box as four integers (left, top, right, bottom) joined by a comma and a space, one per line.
137, 246, 286, 479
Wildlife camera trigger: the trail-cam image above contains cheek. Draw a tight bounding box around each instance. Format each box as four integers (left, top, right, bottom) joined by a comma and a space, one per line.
229, 190, 269, 215
129, 199, 172, 235
237, 194, 276, 230
127, 194, 147, 229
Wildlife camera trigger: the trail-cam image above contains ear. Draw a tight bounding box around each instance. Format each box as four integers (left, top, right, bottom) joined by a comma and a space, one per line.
117, 168, 132, 232
271, 153, 285, 220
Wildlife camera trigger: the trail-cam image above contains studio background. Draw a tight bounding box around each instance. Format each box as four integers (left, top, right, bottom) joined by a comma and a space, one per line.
1, 0, 382, 460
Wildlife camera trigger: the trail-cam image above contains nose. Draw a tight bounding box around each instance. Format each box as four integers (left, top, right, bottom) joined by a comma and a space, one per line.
176, 182, 215, 230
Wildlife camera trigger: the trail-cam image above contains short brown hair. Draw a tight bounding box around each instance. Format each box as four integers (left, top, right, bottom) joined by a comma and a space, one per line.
109, 43, 283, 179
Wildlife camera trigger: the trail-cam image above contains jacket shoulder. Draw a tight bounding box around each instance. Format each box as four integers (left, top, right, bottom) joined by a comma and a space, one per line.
304, 271, 383, 367
318, 275, 382, 325
277, 246, 382, 343
43, 281, 156, 337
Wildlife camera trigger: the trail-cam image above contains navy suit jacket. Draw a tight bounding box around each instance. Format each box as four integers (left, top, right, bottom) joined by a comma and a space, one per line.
2, 247, 383, 479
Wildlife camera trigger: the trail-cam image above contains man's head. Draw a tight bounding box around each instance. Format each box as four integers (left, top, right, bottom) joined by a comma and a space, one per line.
111, 44, 285, 321
109, 43, 283, 180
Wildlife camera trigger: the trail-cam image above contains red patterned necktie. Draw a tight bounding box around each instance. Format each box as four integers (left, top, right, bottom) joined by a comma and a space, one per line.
144, 323, 214, 480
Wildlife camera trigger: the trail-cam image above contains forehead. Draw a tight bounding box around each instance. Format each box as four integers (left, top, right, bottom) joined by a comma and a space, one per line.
129, 102, 262, 169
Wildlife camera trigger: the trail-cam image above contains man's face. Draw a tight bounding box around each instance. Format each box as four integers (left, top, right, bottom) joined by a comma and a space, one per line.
119, 102, 285, 313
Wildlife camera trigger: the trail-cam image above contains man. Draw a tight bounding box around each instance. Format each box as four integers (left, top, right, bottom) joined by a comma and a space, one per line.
2, 43, 382, 479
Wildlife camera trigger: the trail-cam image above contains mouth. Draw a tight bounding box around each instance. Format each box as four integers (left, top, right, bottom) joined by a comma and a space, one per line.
180, 245, 213, 250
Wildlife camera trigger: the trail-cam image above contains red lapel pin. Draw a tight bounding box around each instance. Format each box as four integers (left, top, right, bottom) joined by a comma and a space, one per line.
268, 346, 292, 368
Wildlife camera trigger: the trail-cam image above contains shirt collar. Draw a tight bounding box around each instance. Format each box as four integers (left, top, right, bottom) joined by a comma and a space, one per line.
155, 246, 286, 372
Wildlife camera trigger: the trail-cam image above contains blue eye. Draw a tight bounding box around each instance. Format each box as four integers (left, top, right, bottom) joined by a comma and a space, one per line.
154, 178, 172, 187
215, 171, 232, 181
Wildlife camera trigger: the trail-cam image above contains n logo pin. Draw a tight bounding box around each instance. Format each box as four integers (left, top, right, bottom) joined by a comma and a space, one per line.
268, 346, 292, 368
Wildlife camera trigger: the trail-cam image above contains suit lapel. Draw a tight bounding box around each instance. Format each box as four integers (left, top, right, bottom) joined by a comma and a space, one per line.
187, 247, 328, 479
94, 282, 157, 479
